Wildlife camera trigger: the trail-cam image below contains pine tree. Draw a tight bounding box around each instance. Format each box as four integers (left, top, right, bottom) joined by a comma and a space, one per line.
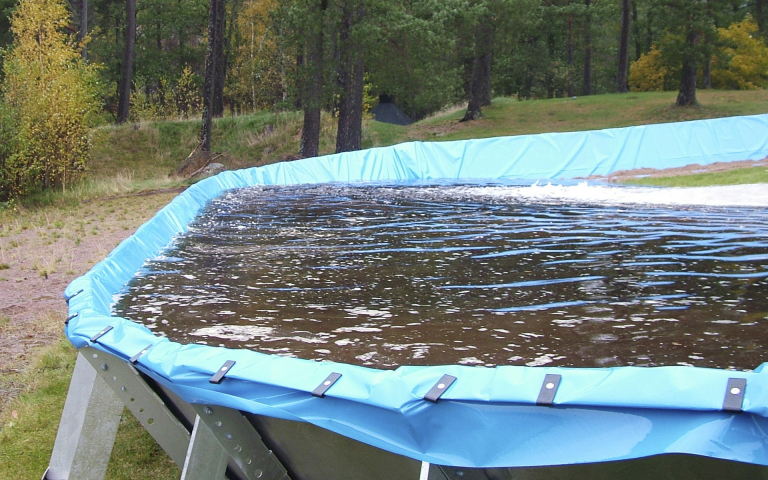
653, 0, 718, 105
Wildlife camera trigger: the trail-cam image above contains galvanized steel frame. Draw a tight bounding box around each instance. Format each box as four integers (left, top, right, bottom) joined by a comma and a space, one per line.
43, 347, 290, 480
44, 347, 448, 480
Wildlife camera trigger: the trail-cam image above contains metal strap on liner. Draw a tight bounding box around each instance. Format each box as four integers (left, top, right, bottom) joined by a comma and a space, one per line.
536, 374, 561, 406
209, 360, 236, 384
64, 312, 78, 325
130, 344, 155, 364
424, 375, 456, 403
90, 325, 114, 343
723, 378, 747, 412
312, 372, 342, 397
64, 289, 84, 303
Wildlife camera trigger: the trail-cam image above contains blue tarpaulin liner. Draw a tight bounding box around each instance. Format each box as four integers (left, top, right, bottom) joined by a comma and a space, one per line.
65, 114, 768, 468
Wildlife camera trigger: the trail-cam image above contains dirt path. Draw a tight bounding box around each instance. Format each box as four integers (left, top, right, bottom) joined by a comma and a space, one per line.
0, 192, 179, 411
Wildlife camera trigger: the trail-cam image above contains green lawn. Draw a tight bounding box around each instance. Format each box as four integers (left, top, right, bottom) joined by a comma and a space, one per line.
624, 166, 768, 187
367, 90, 768, 145
0, 339, 179, 480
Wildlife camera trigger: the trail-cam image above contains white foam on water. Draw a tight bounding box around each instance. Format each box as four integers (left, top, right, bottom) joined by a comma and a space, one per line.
455, 182, 768, 207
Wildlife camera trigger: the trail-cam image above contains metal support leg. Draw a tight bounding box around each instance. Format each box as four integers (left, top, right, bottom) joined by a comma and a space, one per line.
420, 462, 431, 480
47, 348, 292, 480
80, 346, 191, 466
420, 461, 453, 480
181, 415, 228, 480
44, 353, 124, 480
192, 404, 290, 480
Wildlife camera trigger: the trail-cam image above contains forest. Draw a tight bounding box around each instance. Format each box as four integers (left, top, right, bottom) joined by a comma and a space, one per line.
0, 0, 768, 199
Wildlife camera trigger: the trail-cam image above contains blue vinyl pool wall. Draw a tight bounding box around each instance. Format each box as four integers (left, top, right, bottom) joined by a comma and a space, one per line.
65, 114, 768, 468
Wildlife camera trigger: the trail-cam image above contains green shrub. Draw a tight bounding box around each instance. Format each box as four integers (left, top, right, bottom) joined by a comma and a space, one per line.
629, 46, 674, 92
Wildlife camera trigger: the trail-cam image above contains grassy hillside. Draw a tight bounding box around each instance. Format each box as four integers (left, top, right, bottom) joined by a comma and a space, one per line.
86, 89, 768, 192
386, 90, 768, 143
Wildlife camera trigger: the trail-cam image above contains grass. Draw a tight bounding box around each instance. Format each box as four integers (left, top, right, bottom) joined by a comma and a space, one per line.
0, 338, 179, 480
0, 339, 75, 479
1, 89, 768, 479
88, 111, 301, 180
10, 89, 765, 210
85, 90, 768, 197
625, 166, 768, 187
0, 189, 183, 479
366, 89, 768, 145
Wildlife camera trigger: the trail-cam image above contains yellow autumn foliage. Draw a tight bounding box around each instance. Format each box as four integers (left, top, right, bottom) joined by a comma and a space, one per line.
629, 46, 672, 92
228, 0, 287, 112
630, 16, 768, 93
711, 16, 768, 90
1, 0, 99, 199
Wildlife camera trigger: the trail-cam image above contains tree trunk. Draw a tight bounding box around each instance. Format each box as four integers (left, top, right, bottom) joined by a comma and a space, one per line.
617, 0, 630, 93
201, 0, 218, 151
676, 62, 697, 105
347, 46, 364, 149
335, 3, 353, 150
461, 19, 493, 122
704, 56, 712, 89
646, 9, 653, 52
212, 0, 226, 117
335, 1, 365, 153
223, 0, 239, 116
582, 0, 592, 96
298, 0, 327, 158
116, 0, 135, 124
632, 0, 640, 60
481, 54, 492, 107
567, 12, 574, 97
79, 0, 87, 60
676, 31, 698, 106
480, 26, 492, 107
757, 0, 767, 34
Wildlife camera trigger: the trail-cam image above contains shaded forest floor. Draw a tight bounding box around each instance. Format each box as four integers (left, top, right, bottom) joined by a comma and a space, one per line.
2, 89, 768, 479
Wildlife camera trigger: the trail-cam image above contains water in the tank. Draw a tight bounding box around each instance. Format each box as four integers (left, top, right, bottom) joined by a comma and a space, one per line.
114, 184, 768, 370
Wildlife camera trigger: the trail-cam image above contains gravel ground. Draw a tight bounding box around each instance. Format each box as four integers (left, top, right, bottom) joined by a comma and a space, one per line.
0, 191, 179, 411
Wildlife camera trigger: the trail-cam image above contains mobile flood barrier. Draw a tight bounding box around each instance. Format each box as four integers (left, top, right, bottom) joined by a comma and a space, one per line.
47, 114, 768, 480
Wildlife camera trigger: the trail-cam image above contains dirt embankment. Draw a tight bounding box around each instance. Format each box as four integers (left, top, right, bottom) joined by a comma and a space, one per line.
584, 158, 768, 182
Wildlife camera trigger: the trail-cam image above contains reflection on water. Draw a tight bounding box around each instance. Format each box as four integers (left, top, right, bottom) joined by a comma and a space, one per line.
114, 184, 768, 370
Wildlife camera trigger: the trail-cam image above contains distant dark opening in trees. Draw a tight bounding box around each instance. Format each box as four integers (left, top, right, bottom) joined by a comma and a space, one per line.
371, 96, 413, 126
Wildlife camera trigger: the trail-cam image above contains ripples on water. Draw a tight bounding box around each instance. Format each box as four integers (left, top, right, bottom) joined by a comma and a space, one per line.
113, 184, 768, 370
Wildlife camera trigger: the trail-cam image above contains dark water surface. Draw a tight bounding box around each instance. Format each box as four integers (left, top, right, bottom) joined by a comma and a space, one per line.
114, 184, 768, 370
